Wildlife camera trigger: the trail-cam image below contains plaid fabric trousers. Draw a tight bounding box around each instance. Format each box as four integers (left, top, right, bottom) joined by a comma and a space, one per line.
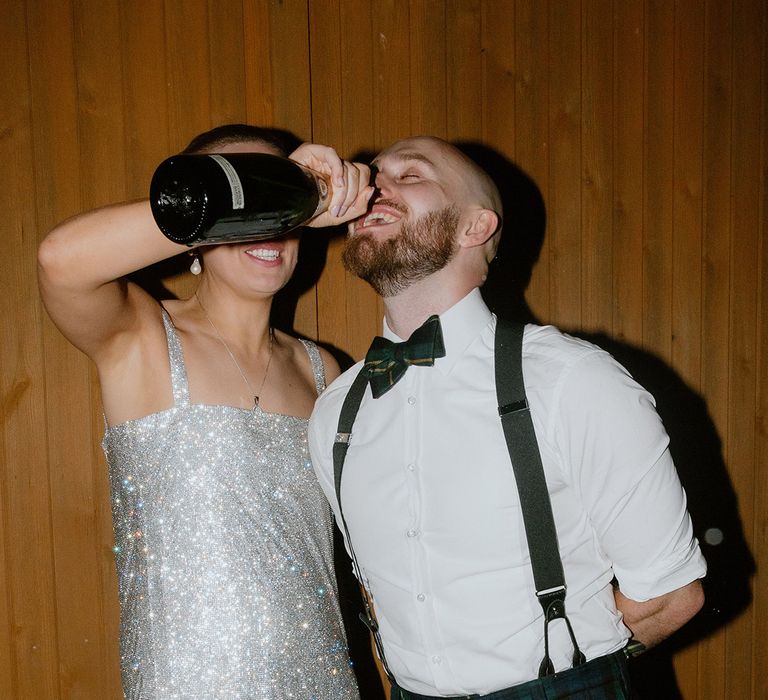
390, 649, 631, 700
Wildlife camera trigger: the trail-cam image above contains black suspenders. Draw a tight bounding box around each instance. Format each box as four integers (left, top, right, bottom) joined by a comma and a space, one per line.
332, 369, 394, 678
332, 319, 584, 682
494, 319, 586, 676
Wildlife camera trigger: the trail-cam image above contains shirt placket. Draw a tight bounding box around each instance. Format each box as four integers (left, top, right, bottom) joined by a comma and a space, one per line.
401, 367, 453, 691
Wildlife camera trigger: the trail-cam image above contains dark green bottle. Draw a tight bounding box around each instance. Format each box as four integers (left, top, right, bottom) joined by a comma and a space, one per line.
149, 153, 330, 245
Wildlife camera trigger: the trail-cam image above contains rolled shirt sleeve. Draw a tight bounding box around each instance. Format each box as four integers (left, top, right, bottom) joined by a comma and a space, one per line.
551, 349, 707, 602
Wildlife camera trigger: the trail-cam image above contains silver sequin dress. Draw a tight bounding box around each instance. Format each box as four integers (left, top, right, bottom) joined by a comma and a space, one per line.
103, 310, 359, 699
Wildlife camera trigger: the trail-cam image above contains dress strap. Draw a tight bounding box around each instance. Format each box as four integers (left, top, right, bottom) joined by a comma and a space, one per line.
299, 339, 327, 396
160, 307, 191, 407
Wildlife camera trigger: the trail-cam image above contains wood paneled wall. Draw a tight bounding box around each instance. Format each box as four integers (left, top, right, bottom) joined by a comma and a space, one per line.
1, 1, 766, 697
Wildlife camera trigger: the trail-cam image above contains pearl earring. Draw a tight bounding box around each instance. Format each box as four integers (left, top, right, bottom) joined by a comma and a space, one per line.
190, 255, 202, 275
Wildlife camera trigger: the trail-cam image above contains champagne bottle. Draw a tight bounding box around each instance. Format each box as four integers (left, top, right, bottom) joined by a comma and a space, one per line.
149, 153, 331, 245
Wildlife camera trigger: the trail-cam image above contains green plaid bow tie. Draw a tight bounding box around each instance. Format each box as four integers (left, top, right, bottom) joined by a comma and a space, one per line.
363, 315, 446, 398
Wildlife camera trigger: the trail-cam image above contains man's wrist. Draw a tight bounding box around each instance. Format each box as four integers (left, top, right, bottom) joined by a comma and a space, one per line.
624, 638, 647, 659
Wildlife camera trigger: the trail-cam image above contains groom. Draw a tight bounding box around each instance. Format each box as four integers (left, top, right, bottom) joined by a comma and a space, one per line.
309, 136, 705, 699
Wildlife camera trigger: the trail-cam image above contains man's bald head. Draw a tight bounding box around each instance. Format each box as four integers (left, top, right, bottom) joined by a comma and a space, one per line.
375, 136, 502, 227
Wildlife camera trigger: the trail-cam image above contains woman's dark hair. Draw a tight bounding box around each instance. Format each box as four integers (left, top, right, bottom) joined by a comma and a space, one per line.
182, 124, 302, 156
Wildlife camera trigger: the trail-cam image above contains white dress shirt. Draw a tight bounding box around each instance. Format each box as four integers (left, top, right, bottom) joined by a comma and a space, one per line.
308, 289, 706, 697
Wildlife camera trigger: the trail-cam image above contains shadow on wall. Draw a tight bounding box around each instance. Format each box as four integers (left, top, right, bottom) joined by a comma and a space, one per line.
462, 140, 754, 699
454, 141, 545, 325
578, 333, 754, 699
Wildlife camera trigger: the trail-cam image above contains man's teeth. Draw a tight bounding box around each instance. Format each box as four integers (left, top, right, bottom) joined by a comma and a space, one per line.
364, 212, 399, 226
246, 248, 280, 261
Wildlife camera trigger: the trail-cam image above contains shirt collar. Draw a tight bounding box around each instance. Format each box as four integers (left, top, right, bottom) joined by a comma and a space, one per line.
382, 288, 493, 375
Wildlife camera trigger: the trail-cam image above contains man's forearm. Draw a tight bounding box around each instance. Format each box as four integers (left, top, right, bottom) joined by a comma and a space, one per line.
614, 579, 704, 650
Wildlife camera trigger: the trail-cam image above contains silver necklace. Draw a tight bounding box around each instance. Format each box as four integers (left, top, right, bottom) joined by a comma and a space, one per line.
195, 292, 274, 409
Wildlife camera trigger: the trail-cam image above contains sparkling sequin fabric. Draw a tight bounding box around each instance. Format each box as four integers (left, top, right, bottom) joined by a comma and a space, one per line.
103, 311, 359, 699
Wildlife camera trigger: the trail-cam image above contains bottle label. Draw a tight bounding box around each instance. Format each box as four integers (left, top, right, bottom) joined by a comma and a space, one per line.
209, 155, 245, 210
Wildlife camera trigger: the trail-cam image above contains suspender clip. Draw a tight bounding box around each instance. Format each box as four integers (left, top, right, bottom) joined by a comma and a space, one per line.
536, 584, 566, 597
536, 585, 567, 620
498, 398, 528, 416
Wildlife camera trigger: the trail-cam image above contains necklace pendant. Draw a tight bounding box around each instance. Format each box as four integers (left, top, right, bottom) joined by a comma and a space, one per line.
253, 395, 260, 409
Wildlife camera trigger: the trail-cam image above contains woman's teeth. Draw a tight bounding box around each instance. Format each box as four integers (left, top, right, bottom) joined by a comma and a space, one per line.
246, 248, 280, 261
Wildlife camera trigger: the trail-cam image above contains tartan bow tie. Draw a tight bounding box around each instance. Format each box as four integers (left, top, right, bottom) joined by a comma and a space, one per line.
363, 315, 446, 398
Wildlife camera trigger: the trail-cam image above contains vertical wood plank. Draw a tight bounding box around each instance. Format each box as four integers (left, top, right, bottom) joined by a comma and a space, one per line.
481, 0, 516, 152
753, 4, 768, 697
337, 0, 382, 363
446, 0, 483, 141
338, 0, 376, 159
164, 0, 212, 150
73, 0, 127, 209
581, 0, 614, 334
311, 0, 380, 365
0, 2, 58, 697
121, 0, 193, 307
514, 0, 551, 321
612, 0, 644, 345
724, 0, 761, 696
547, 0, 583, 329
269, 0, 312, 140
670, 0, 704, 397
353, 0, 414, 358
410, 0, 447, 139
26, 2, 99, 697
243, 0, 275, 126
372, 0, 412, 148
208, 0, 248, 126
698, 0, 733, 696
308, 0, 343, 150
306, 0, 344, 349
269, 0, 317, 339
643, 0, 675, 363
45, 2, 127, 694
670, 14, 706, 690
0, 4, 27, 697
754, 0, 768, 688
479, 1, 531, 325
309, 0, 353, 354
120, 0, 172, 198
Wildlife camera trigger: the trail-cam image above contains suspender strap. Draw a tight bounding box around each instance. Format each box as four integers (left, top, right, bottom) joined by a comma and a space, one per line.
494, 319, 585, 676
494, 320, 564, 595
334, 369, 369, 503
333, 369, 395, 681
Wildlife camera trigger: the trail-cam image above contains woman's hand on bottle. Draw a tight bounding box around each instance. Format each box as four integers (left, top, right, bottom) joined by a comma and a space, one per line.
289, 143, 373, 227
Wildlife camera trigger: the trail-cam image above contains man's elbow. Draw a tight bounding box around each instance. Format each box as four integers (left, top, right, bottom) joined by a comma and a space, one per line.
678, 578, 705, 625
655, 578, 706, 641
616, 578, 706, 649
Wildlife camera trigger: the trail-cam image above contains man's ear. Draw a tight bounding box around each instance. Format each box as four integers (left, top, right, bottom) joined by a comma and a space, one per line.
459, 209, 500, 249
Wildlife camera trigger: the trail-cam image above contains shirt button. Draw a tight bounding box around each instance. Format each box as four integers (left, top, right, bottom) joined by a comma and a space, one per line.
431, 655, 442, 665
408, 396, 416, 405
406, 529, 419, 538
416, 593, 426, 602
407, 463, 416, 472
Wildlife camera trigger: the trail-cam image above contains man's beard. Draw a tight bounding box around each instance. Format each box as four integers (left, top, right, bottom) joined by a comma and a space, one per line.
342, 205, 460, 297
